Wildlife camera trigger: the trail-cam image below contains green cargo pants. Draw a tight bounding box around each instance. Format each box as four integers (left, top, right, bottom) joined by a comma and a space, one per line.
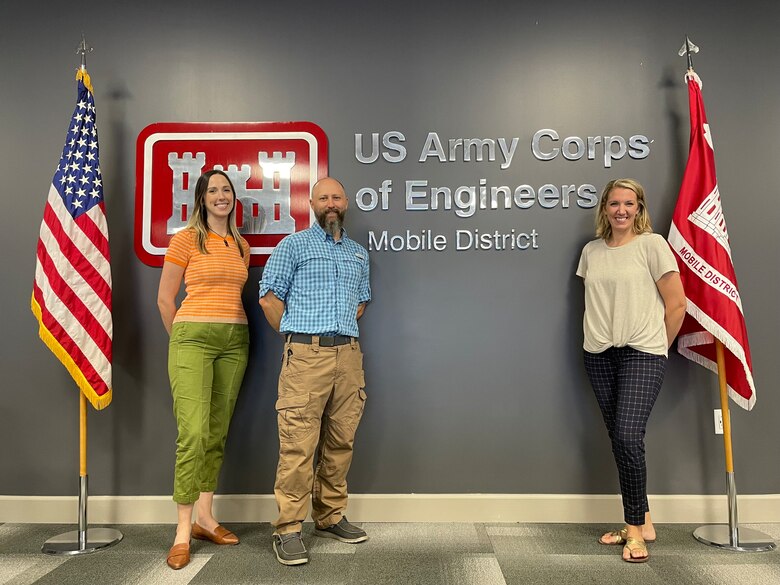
169, 321, 249, 504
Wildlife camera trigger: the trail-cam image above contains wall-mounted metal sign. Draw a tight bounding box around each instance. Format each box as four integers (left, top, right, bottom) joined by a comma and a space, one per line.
134, 122, 328, 266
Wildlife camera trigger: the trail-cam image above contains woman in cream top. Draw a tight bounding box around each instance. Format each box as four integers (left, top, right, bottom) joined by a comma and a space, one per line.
577, 178, 685, 563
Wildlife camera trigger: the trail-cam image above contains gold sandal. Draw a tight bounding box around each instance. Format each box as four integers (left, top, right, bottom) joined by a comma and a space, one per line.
599, 527, 656, 545
623, 537, 650, 563
598, 528, 627, 545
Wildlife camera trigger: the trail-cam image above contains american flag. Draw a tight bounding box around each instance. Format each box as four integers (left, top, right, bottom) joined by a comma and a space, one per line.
668, 71, 756, 410
31, 68, 113, 410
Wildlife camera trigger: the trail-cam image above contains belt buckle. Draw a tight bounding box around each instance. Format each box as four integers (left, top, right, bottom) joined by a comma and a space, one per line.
319, 336, 336, 347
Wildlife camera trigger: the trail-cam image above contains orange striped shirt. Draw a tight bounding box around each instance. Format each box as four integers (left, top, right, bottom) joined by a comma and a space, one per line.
165, 229, 250, 324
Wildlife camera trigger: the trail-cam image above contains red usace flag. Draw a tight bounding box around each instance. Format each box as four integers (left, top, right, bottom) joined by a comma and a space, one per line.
667, 71, 756, 410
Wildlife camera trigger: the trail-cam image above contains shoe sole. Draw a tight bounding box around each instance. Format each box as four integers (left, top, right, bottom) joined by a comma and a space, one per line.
598, 530, 656, 545
314, 529, 368, 544
623, 553, 650, 563
272, 541, 309, 566
599, 537, 656, 545
192, 534, 240, 545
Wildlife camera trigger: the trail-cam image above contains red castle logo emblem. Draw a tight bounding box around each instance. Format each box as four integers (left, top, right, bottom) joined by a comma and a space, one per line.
135, 122, 328, 266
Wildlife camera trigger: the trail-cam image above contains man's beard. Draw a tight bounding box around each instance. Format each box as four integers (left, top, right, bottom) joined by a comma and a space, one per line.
317, 208, 345, 237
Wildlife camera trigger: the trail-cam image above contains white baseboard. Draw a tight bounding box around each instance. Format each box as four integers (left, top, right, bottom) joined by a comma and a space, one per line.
2, 493, 779, 524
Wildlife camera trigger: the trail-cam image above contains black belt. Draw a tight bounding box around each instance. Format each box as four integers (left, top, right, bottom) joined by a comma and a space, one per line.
287, 333, 355, 347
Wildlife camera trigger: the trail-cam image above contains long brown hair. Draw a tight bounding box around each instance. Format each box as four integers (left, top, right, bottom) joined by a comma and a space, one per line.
185, 170, 245, 257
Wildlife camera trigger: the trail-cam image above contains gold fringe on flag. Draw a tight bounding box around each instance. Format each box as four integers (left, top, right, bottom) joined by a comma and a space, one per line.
31, 294, 112, 410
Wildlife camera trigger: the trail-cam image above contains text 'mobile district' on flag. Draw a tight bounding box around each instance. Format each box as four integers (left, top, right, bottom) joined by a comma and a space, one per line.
31, 68, 113, 410
667, 71, 756, 411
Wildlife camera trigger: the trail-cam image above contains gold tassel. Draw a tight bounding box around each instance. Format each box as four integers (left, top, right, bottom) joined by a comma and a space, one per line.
76, 68, 94, 94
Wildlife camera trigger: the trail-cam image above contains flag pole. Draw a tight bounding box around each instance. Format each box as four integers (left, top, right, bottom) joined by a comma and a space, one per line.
41, 390, 123, 555
692, 341, 774, 551
716, 340, 737, 545
41, 37, 122, 555
79, 391, 87, 548
674, 36, 774, 552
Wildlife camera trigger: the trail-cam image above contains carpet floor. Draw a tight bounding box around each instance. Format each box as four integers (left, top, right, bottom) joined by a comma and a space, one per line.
1, 522, 778, 585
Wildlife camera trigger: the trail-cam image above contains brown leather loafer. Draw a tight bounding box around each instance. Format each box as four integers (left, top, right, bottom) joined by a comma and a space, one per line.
166, 542, 190, 569
192, 522, 239, 545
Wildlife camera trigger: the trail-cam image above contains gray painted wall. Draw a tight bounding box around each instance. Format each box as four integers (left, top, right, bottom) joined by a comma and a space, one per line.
2, 1, 778, 498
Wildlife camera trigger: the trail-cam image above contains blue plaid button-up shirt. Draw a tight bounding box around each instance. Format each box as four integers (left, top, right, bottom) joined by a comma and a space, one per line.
259, 223, 371, 337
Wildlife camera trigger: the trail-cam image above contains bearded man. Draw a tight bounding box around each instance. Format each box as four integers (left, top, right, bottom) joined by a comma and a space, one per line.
258, 177, 371, 566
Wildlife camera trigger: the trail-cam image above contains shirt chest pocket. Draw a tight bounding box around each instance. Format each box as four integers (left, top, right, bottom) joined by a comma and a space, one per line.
293, 255, 335, 292
336, 257, 364, 288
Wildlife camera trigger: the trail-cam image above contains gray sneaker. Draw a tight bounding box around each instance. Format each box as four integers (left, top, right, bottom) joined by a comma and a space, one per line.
273, 532, 309, 565
314, 517, 368, 543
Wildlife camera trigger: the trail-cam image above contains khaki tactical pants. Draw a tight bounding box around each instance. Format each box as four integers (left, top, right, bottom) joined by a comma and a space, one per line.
273, 338, 367, 534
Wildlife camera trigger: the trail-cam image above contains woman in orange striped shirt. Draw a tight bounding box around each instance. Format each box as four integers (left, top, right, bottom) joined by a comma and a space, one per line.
157, 170, 250, 569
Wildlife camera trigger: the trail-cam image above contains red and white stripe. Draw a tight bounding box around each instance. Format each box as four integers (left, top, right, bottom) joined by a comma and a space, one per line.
33, 182, 112, 401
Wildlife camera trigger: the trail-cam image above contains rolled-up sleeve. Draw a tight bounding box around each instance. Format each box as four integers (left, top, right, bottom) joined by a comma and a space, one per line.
259, 237, 295, 301
358, 255, 371, 304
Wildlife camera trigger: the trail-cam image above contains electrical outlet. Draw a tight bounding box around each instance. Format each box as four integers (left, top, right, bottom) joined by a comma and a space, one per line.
714, 409, 723, 434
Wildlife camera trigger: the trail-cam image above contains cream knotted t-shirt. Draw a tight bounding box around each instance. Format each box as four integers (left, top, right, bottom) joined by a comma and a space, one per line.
576, 233, 679, 357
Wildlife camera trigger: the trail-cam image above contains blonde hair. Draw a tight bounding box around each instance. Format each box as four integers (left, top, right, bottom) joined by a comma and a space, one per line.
185, 170, 245, 257
595, 178, 652, 241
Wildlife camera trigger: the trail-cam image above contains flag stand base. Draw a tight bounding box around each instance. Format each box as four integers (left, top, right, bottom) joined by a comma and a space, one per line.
42, 528, 123, 555
41, 474, 123, 555
693, 525, 776, 552
693, 472, 776, 552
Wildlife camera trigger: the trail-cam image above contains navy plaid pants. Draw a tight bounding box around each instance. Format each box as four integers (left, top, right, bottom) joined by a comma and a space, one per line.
584, 346, 667, 525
